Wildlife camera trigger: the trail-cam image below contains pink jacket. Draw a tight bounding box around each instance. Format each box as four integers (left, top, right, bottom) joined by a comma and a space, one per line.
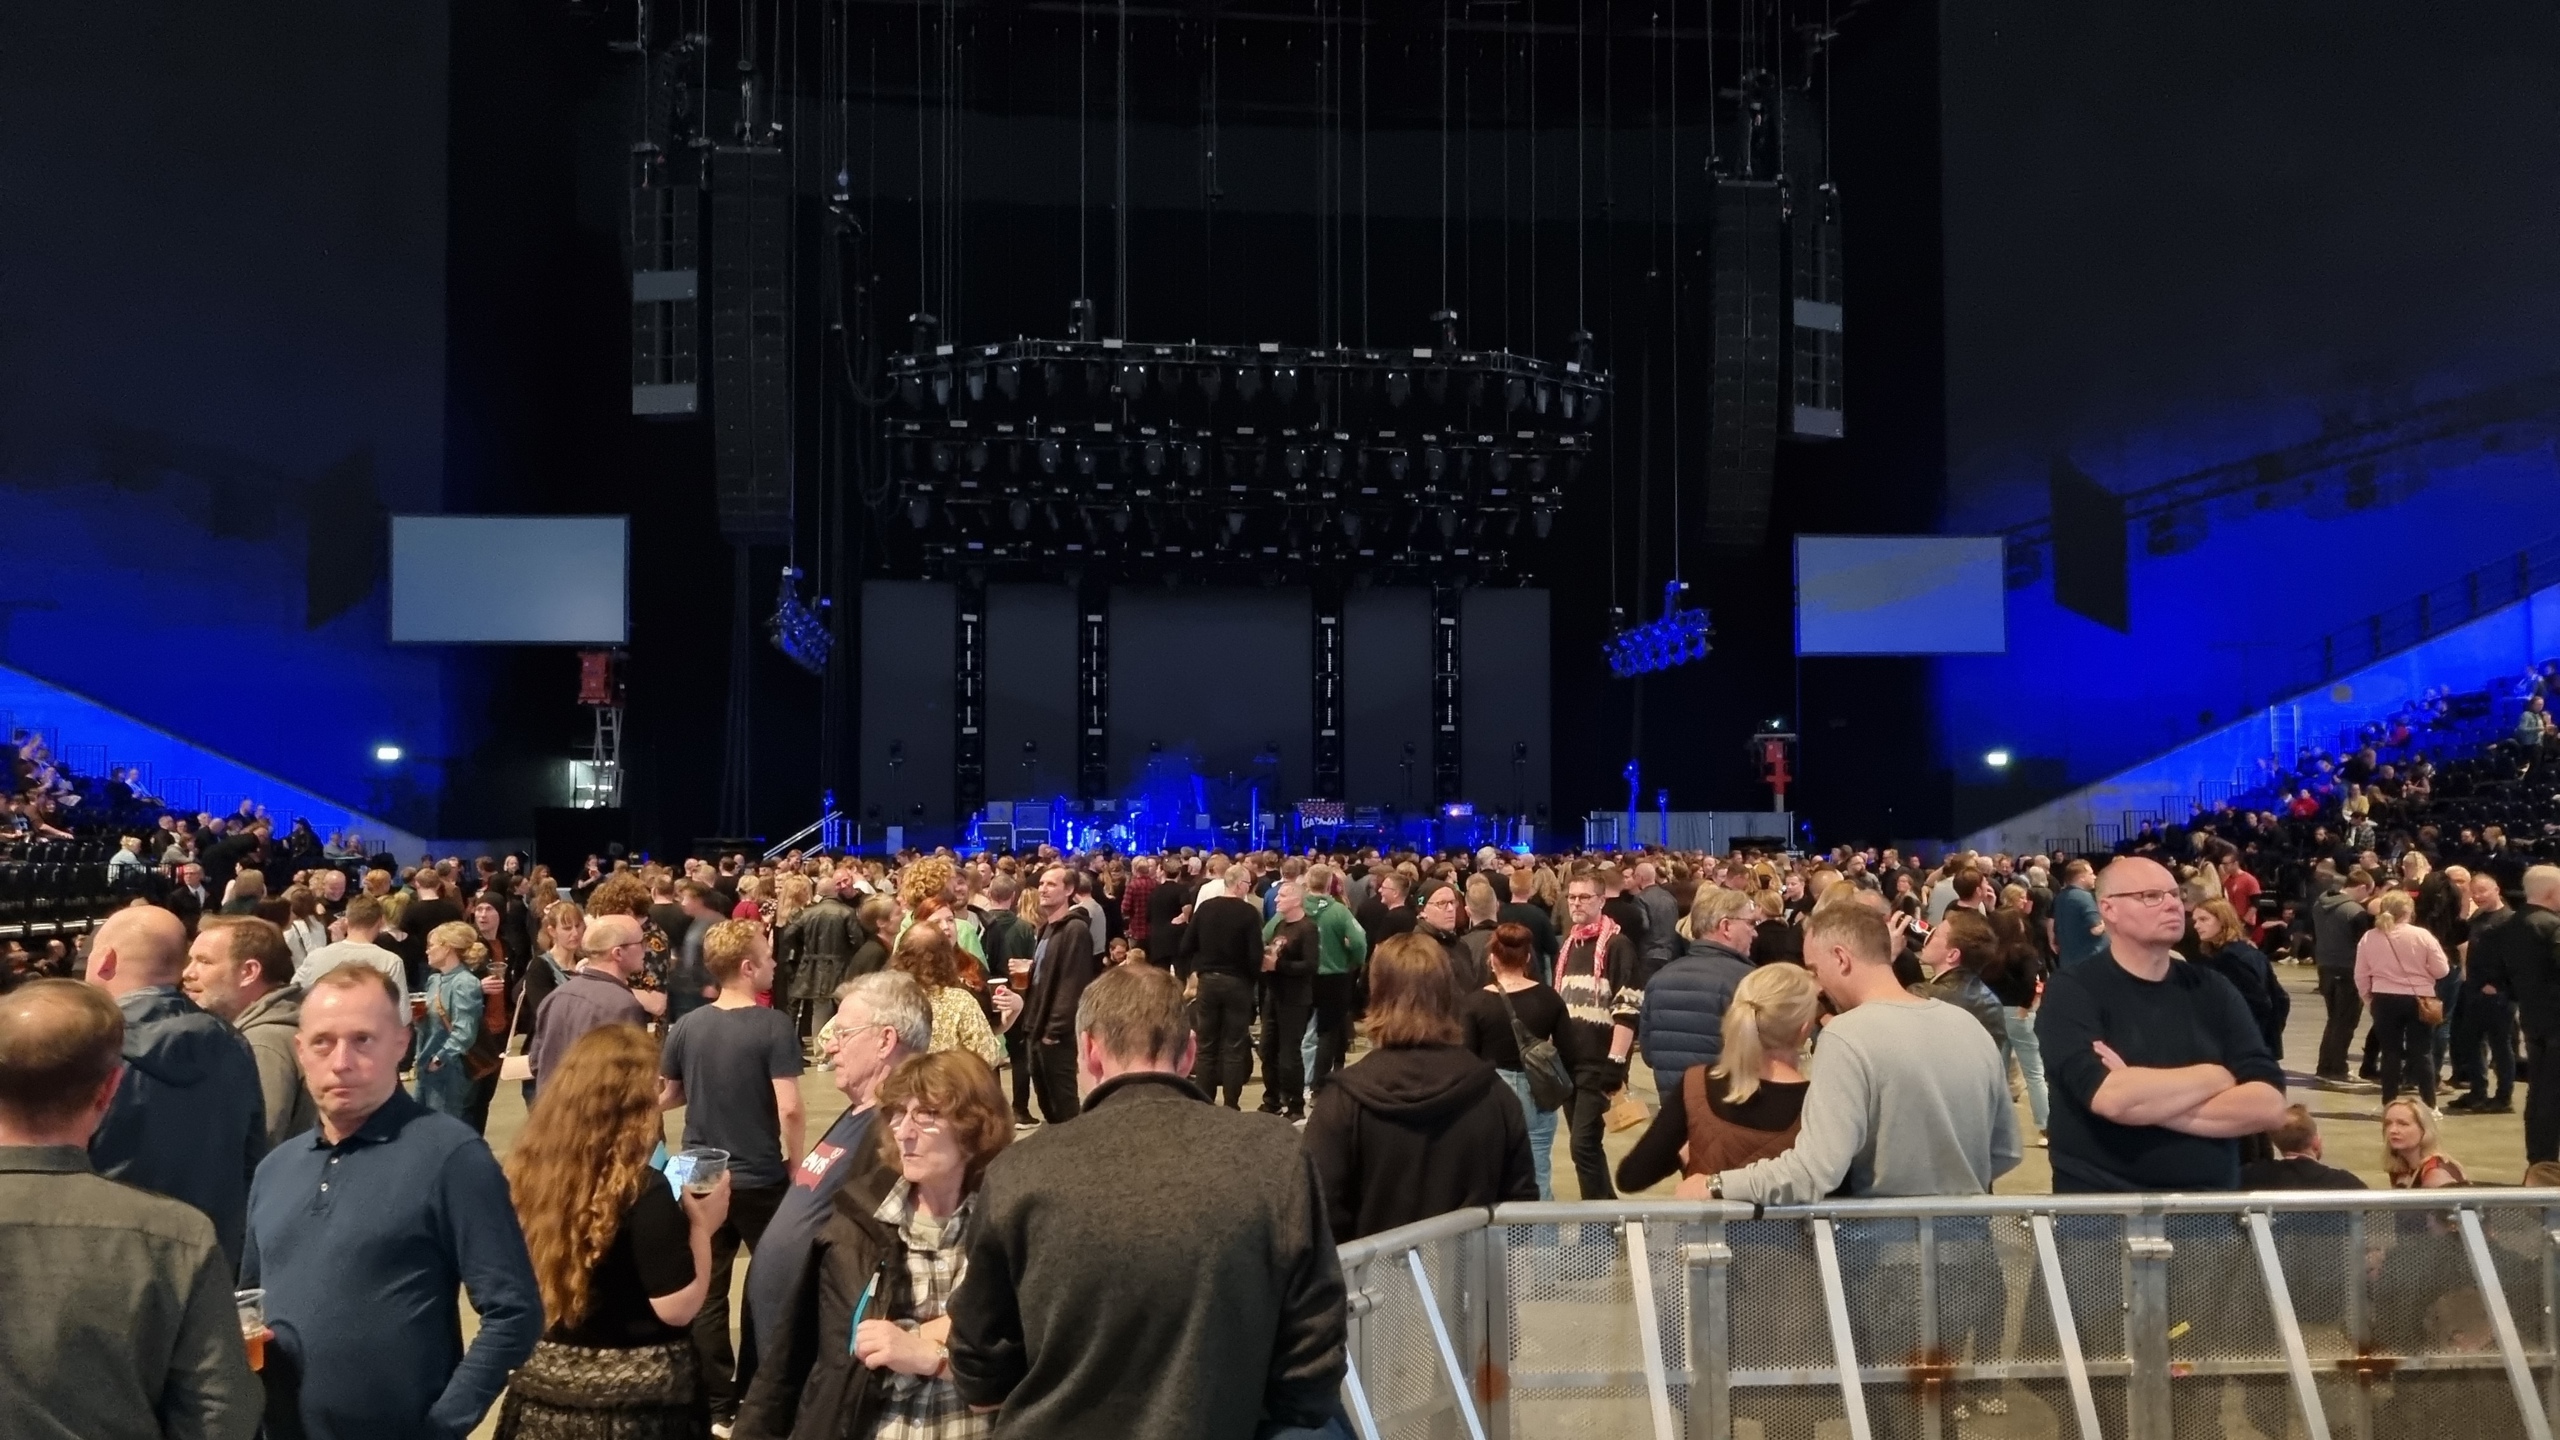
2355, 924, 2449, 999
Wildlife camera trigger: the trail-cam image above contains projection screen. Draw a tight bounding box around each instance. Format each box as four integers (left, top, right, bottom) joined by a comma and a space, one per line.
390, 515, 629, 644
1795, 535, 2008, 655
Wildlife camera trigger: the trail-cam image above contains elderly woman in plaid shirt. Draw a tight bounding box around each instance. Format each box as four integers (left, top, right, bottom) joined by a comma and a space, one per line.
736, 1051, 1011, 1440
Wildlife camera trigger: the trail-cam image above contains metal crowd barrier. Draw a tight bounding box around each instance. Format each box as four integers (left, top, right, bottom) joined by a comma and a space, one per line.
1336, 1192, 2560, 1440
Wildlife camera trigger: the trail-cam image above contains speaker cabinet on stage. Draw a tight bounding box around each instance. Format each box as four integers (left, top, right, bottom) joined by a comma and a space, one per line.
2050, 457, 2130, 632
709, 146, 790, 543
1707, 181, 1785, 551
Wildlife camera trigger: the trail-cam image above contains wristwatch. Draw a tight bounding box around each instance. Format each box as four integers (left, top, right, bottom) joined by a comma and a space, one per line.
1708, 1175, 1725, 1201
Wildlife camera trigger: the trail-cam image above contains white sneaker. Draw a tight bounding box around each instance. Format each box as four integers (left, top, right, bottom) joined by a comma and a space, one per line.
712, 1423, 735, 1438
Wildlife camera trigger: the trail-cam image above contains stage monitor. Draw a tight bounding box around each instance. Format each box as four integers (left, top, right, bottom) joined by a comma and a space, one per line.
389, 516, 630, 644
1794, 535, 2007, 655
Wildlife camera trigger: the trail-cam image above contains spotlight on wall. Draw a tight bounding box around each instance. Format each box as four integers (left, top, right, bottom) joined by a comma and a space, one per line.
1984, 750, 2012, 769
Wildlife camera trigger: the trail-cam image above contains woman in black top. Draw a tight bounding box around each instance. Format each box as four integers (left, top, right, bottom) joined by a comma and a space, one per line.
1257, 880, 1324, 1119
499, 1023, 731, 1439
1461, 923, 1569, 1200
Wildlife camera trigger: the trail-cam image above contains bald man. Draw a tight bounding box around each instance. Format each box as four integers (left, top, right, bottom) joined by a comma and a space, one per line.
526, 912, 650, 1094
84, 905, 268, 1264
2035, 856, 2287, 1192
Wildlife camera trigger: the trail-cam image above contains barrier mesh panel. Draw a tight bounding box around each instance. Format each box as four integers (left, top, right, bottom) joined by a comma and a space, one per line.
1726, 1216, 1852, 1440
1352, 1203, 2557, 1440
1503, 1221, 1652, 1436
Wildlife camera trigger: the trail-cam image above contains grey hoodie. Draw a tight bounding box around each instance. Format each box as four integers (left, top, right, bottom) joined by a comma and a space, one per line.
233, 984, 318, 1149
89, 985, 267, 1265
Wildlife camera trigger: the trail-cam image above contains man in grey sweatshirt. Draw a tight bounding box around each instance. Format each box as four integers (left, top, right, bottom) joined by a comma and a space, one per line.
1707, 901, 2021, 1205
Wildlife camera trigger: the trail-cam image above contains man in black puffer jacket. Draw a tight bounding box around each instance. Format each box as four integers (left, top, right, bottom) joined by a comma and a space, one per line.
1636, 888, 1758, 1101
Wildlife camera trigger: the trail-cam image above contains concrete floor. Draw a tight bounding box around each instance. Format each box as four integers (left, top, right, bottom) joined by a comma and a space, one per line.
460, 964, 2525, 1434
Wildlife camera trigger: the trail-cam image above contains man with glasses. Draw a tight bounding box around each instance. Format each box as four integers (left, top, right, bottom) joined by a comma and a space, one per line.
2036, 856, 2286, 1192
525, 912, 649, 1096
736, 971, 930, 1396
1555, 871, 1645, 1199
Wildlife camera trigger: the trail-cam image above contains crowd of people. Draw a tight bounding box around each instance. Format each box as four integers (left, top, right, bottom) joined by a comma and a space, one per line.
10, 802, 2560, 1438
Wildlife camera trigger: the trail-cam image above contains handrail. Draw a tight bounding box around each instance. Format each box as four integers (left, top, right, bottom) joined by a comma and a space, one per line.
761, 811, 842, 860
1341, 1187, 2560, 1266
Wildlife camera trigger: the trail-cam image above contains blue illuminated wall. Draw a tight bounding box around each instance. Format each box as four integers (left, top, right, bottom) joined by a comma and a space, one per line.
0, 4, 456, 829
1935, 1, 2560, 790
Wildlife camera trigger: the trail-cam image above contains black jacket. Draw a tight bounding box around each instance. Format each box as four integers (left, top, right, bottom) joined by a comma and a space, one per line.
1414, 921, 1486, 992
1301, 1043, 1536, 1242
1177, 894, 1267, 981
88, 986, 266, 1264
733, 1149, 903, 1440
2472, 903, 2560, 1037
948, 1073, 1345, 1440
1022, 910, 1100, 1044
2194, 940, 2290, 1060
780, 896, 863, 1005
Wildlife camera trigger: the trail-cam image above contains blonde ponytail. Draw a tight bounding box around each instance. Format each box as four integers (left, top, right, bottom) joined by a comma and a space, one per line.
1709, 964, 1822, 1104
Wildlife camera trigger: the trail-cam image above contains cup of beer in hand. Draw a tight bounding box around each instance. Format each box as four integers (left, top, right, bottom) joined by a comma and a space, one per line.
236, 1288, 269, 1371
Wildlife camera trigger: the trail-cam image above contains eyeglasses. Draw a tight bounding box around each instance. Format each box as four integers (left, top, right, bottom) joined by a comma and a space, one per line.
2101, 889, 2182, 907
1567, 892, 1600, 904
888, 1109, 945, 1136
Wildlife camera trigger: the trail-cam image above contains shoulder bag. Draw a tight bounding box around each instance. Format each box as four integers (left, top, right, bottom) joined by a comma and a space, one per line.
1495, 984, 1575, 1112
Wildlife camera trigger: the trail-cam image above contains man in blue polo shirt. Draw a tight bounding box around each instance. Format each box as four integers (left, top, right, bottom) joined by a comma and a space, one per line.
242, 962, 541, 1439
734, 970, 929, 1395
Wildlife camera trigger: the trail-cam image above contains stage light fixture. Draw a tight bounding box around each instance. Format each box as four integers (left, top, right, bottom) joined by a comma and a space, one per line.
1532, 509, 1553, 538
1118, 363, 1148, 399
1385, 372, 1410, 406
374, 744, 403, 763
1143, 442, 1166, 476
1009, 499, 1032, 530
1488, 450, 1512, 483
1037, 438, 1062, 473
1386, 450, 1410, 482
932, 369, 952, 406
1284, 446, 1308, 481
1236, 366, 1263, 402
1321, 444, 1345, 480
1075, 447, 1098, 477
1505, 377, 1528, 412
996, 363, 1021, 400
907, 498, 932, 527
1274, 367, 1298, 403
1179, 442, 1205, 478
929, 442, 954, 472
965, 365, 987, 402
1423, 447, 1447, 484
1985, 750, 2012, 769
1195, 365, 1222, 401
965, 440, 989, 472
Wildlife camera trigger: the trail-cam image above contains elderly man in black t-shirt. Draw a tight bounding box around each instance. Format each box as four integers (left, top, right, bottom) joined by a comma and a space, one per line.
2039, 855, 2287, 1192
2030, 855, 2291, 1432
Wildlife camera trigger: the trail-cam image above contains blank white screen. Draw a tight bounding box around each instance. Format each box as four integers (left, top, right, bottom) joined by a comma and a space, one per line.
390, 516, 629, 644
1796, 535, 2007, 655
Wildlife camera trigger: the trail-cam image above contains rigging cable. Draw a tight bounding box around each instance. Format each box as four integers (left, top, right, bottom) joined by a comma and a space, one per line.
1115, 0, 1129, 337
1438, 0, 1450, 315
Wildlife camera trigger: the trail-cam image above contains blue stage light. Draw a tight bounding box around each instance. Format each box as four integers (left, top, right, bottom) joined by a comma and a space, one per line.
1605, 581, 1714, 678
767, 567, 834, 675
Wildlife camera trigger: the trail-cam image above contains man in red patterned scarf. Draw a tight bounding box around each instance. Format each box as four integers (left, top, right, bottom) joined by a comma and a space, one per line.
1555, 869, 1644, 1198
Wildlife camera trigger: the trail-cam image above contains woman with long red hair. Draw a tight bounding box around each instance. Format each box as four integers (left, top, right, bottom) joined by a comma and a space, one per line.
497, 1024, 731, 1438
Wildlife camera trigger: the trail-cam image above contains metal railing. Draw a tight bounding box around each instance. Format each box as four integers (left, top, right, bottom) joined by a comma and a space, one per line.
1337, 1192, 2560, 1440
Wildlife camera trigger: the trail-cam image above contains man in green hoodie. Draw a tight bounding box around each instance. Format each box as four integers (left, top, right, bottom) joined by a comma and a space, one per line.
1272, 863, 1369, 1095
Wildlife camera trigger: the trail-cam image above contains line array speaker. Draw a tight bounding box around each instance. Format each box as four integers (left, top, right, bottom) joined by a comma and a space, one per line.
710, 146, 791, 543
1706, 181, 1785, 550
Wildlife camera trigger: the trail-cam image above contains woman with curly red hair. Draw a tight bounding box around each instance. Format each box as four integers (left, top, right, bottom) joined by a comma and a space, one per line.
498, 1024, 731, 1438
